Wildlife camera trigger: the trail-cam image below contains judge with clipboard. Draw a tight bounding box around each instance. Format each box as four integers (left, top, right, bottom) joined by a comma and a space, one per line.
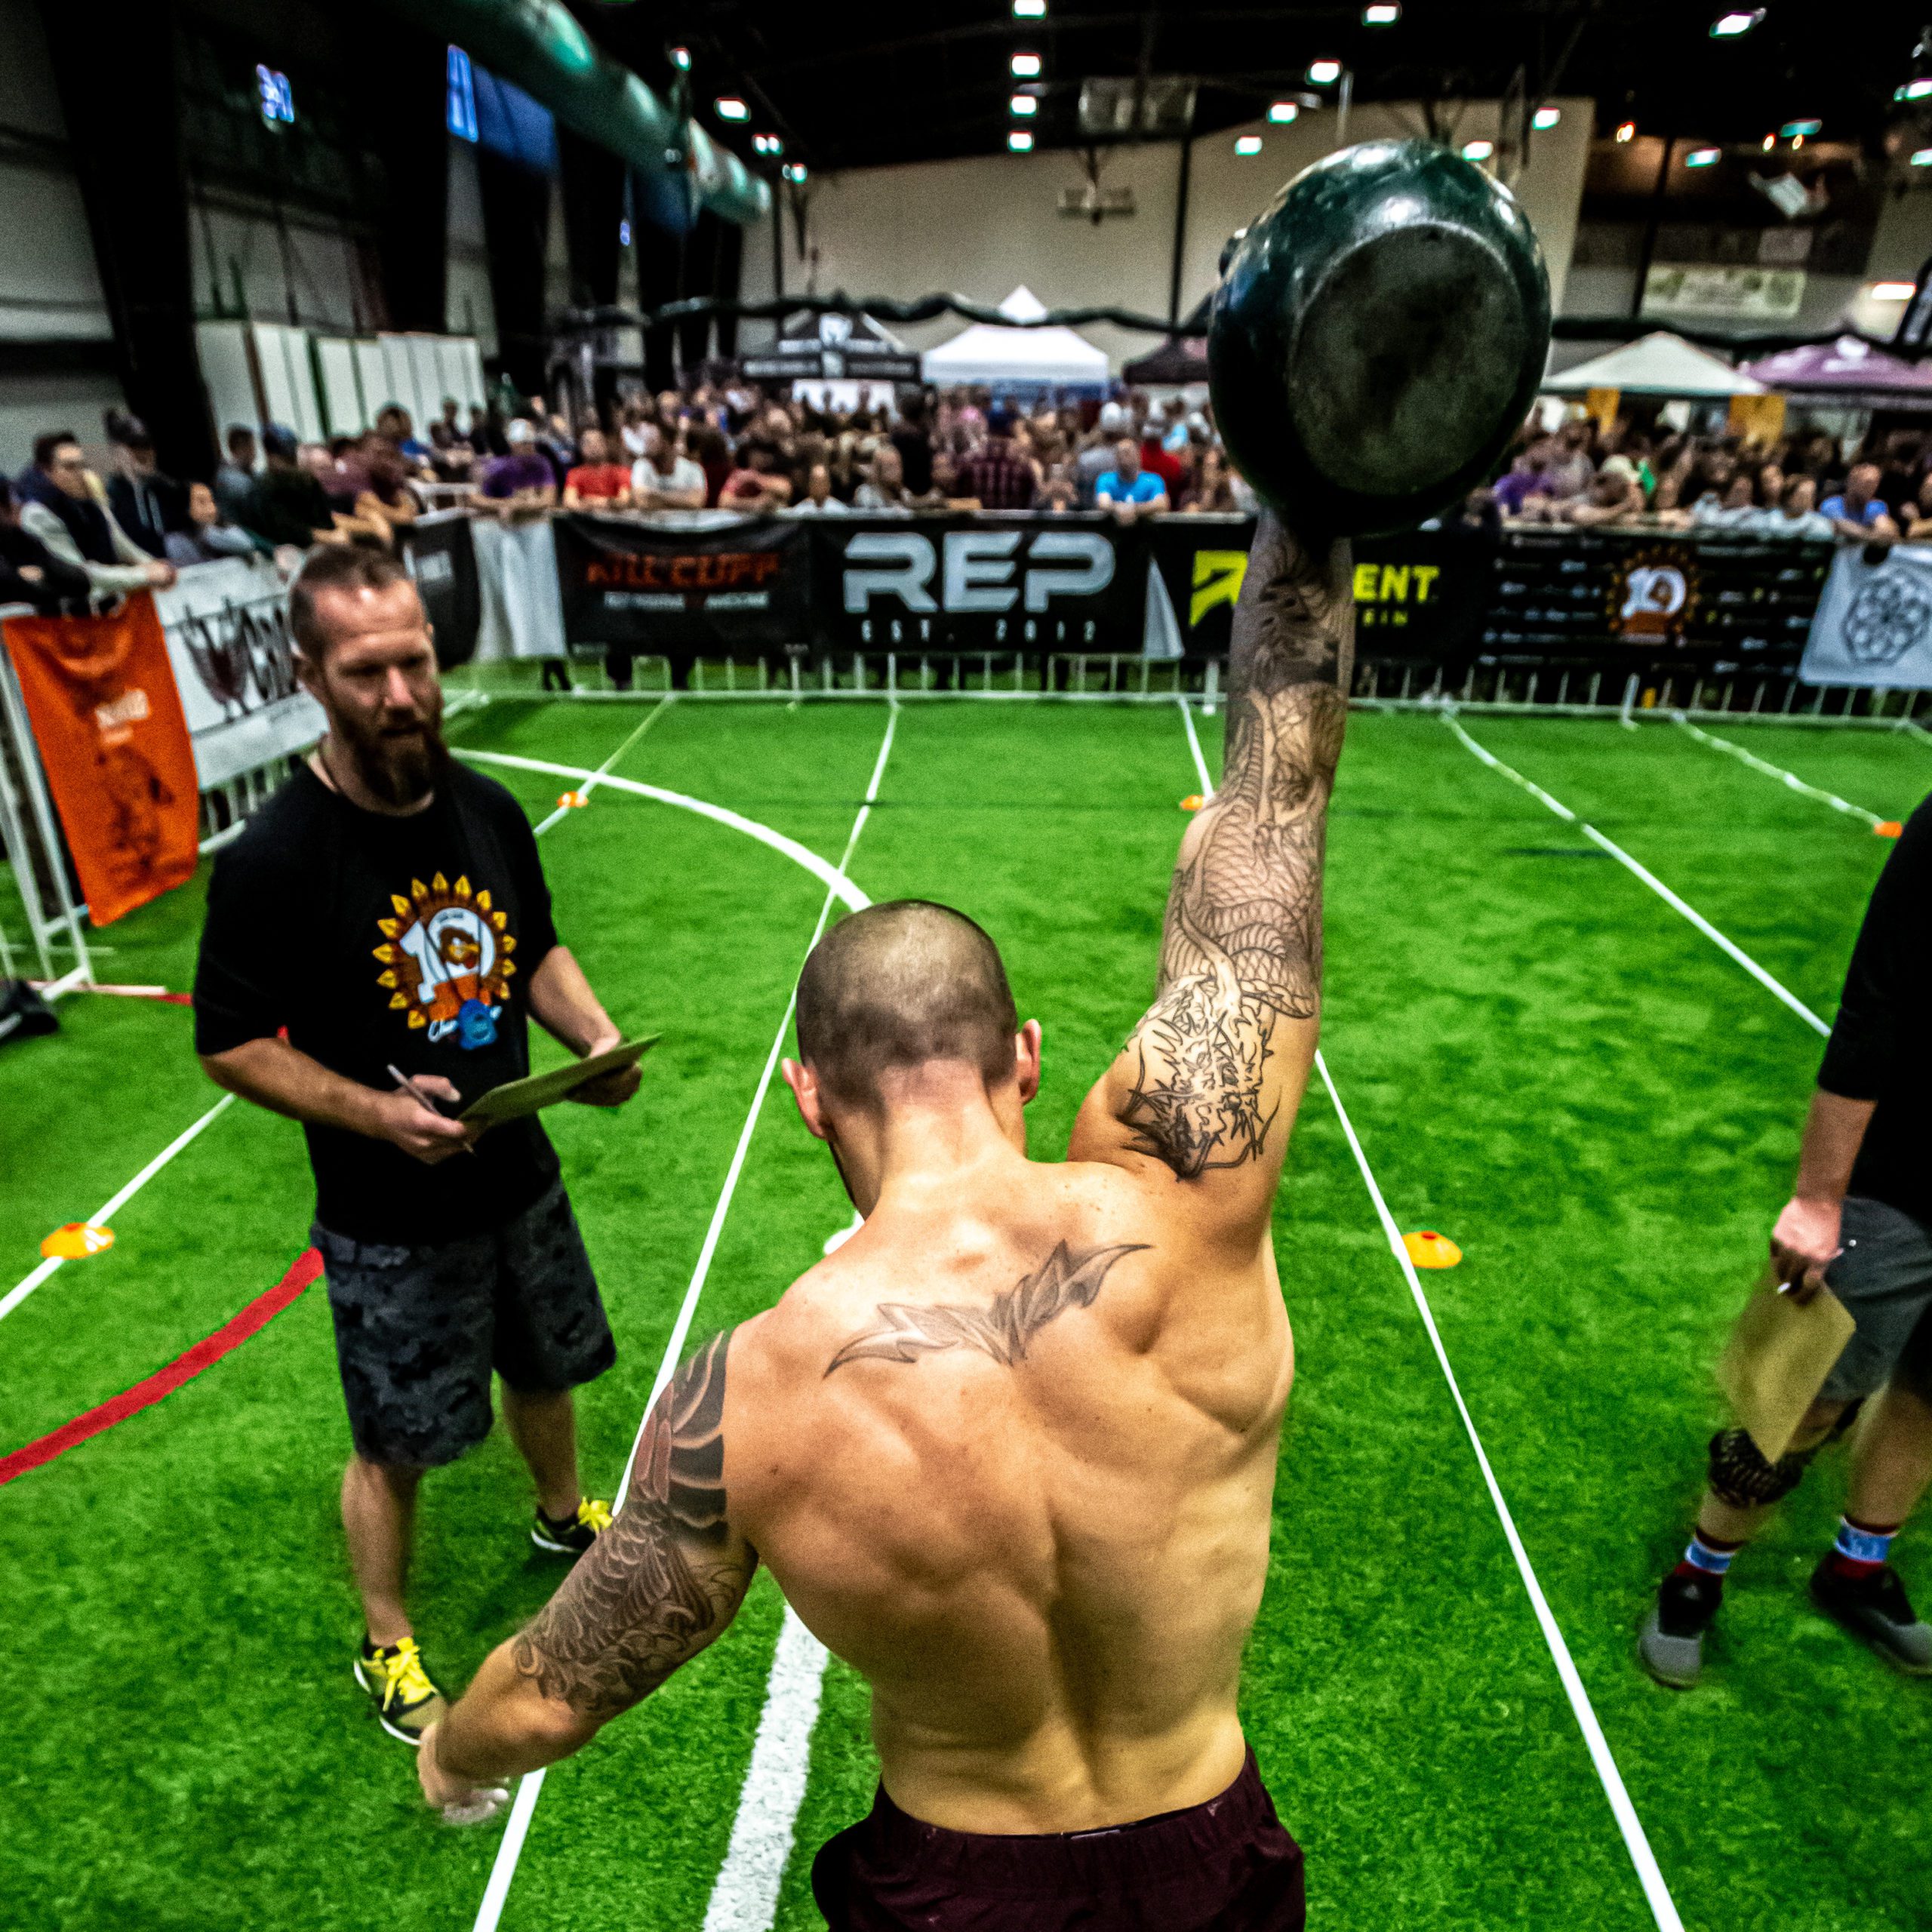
1641, 800, 1932, 1689
193, 546, 645, 1749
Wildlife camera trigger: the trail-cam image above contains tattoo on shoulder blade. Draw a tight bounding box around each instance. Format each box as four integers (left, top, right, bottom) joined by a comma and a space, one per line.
512, 1329, 753, 1721
1119, 515, 1350, 1180
825, 1240, 1149, 1377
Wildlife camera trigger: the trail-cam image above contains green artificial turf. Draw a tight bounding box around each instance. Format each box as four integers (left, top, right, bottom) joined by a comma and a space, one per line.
2, 695, 1929, 1932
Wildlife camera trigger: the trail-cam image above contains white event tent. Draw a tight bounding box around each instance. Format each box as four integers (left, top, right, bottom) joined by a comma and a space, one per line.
920, 286, 1111, 393
1542, 331, 1764, 398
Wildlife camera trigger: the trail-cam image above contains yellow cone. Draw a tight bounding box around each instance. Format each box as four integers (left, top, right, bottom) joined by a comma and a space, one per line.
41, 1222, 115, 1260
1180, 794, 1205, 812
1403, 1229, 1461, 1269
557, 790, 589, 810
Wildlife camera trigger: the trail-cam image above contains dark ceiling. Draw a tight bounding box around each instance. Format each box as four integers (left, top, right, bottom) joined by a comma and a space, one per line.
571, 1, 1931, 178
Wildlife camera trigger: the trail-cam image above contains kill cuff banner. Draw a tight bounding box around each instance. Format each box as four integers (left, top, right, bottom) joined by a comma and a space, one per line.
553, 514, 813, 650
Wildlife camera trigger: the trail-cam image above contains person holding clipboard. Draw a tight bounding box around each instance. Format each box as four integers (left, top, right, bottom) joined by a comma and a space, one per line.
193, 546, 642, 1748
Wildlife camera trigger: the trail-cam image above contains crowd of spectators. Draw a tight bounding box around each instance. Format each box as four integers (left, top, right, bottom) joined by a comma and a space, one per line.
1481, 414, 1928, 546
11, 377, 1924, 617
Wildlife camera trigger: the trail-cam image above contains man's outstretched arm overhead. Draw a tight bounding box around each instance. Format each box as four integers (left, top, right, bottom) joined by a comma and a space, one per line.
419, 1333, 757, 1809
1072, 511, 1353, 1238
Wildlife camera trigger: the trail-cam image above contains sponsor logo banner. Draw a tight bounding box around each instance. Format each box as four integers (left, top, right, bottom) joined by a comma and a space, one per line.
1801, 543, 1932, 688
3, 592, 200, 924
403, 512, 481, 669
817, 514, 1144, 653
552, 514, 811, 649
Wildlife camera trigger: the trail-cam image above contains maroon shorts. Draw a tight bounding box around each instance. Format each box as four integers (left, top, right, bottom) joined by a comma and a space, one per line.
809, 1749, 1305, 1931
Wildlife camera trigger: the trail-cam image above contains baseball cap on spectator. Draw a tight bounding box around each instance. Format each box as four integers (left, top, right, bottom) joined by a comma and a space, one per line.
1099, 401, 1128, 434
1599, 454, 1637, 485
105, 410, 152, 450
506, 419, 537, 445
986, 404, 1014, 437
261, 424, 300, 460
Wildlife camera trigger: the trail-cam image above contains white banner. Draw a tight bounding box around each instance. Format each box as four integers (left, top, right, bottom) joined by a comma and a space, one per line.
471, 517, 567, 660
153, 558, 326, 789
1799, 543, 1932, 690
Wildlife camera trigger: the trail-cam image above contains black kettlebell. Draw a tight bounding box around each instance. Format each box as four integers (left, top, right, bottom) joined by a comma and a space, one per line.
1209, 138, 1550, 537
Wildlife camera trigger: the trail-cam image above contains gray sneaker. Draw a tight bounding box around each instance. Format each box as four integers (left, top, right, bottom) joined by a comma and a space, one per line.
1810, 1559, 1932, 1676
1639, 1570, 1721, 1689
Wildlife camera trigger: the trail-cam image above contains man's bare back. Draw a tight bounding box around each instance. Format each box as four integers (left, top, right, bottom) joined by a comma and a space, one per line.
425, 512, 1352, 1911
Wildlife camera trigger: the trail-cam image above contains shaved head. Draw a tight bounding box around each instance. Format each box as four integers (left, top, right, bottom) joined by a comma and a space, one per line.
796, 901, 1019, 1111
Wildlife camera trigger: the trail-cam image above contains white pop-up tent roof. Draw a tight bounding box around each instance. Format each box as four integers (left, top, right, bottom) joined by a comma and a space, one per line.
1542, 331, 1764, 398
921, 287, 1111, 387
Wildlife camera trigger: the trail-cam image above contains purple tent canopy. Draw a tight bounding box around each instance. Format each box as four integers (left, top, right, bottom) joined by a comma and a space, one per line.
1740, 335, 1932, 405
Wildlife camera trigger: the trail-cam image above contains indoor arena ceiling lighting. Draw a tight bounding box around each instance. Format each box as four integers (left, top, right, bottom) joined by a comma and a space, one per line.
1308, 59, 1343, 84
1780, 117, 1823, 134
1711, 10, 1764, 35
1685, 146, 1721, 166
669, 47, 691, 70
1615, 120, 1637, 141
1363, 3, 1401, 22
1011, 52, 1041, 76
1014, 0, 1047, 15
1899, 80, 1932, 100
1913, 147, 1932, 165
1872, 281, 1917, 300
1235, 134, 1263, 155
1460, 139, 1494, 160
1268, 101, 1299, 123
783, 162, 808, 181
715, 97, 748, 121
1532, 106, 1561, 129
1010, 93, 1038, 115
1008, 128, 1035, 150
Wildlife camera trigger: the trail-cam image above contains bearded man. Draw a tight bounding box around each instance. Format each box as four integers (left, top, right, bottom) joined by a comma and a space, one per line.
192, 545, 641, 1747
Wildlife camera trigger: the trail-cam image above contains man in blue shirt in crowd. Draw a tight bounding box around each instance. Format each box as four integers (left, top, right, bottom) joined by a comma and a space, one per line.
1095, 438, 1171, 521
1820, 463, 1900, 543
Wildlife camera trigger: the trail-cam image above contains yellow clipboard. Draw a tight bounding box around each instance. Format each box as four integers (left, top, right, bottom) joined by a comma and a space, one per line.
459, 1034, 658, 1126
1715, 1268, 1857, 1464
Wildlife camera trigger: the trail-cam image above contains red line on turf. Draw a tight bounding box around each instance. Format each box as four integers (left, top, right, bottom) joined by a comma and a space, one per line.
0, 1247, 321, 1487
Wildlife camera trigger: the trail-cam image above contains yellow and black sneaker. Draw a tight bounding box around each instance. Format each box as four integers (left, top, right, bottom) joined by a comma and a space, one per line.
531, 1496, 612, 1558
354, 1635, 446, 1746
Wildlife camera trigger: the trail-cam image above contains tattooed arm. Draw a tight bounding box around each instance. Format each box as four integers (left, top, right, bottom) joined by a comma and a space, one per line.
1070, 510, 1352, 1233
422, 1333, 757, 1798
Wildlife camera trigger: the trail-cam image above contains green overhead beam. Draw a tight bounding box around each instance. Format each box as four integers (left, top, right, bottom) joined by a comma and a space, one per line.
386, 0, 771, 225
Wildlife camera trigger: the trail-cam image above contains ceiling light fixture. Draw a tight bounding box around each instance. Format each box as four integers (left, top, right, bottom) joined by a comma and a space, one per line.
1008, 130, 1034, 150
1010, 94, 1037, 115
1235, 134, 1263, 155
1780, 116, 1823, 134
1615, 120, 1637, 142
1269, 101, 1300, 124
1711, 10, 1764, 34
1363, 2, 1401, 22
1532, 106, 1561, 130
1013, 0, 1046, 15
1460, 139, 1494, 161
1913, 147, 1932, 166
669, 47, 691, 71
1011, 52, 1041, 75
1308, 59, 1342, 84
1872, 281, 1917, 300
1899, 79, 1932, 100
1685, 146, 1721, 167
715, 97, 748, 122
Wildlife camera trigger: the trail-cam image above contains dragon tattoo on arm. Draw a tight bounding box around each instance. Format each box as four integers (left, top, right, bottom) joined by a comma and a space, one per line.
1119, 511, 1353, 1180
511, 1331, 756, 1723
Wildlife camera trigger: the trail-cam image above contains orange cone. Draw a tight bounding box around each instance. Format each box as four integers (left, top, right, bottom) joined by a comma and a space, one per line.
1181, 794, 1205, 812
1875, 821, 1903, 839
41, 1222, 115, 1260
1402, 1229, 1462, 1269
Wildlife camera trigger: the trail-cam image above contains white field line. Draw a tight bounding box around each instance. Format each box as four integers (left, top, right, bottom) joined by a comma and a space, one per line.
0, 1094, 235, 1324
1177, 694, 1215, 798
531, 694, 675, 835
1439, 711, 1829, 1038
1667, 712, 1884, 829
1180, 697, 1682, 1924
473, 704, 897, 1932
1313, 1054, 1684, 1932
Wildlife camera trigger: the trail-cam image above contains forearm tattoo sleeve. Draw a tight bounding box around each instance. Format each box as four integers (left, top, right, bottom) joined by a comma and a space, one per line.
1120, 512, 1353, 1178
511, 1331, 755, 1722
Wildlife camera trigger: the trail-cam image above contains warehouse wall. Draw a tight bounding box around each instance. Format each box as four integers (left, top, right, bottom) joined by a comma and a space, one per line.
740, 98, 1595, 369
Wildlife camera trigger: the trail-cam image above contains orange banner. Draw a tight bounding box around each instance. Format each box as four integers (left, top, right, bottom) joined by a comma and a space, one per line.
3, 593, 199, 925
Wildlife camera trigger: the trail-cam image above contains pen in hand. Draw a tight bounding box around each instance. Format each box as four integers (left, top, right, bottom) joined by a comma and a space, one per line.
388, 1063, 479, 1158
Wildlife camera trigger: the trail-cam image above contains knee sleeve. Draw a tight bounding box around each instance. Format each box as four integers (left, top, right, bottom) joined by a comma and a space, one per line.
1707, 1427, 1816, 1509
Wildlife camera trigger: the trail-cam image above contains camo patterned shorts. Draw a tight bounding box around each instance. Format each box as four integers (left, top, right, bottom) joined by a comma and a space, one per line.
312, 1178, 615, 1468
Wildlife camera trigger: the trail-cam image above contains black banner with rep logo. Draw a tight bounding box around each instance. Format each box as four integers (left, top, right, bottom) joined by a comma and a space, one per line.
552, 513, 813, 650
812, 513, 1147, 654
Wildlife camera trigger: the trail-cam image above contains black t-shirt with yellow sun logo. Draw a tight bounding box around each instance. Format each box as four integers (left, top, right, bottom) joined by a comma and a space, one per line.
195, 762, 561, 1243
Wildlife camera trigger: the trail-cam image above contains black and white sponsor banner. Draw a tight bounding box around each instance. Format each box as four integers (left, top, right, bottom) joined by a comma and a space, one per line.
817, 514, 1144, 654
1800, 543, 1932, 689
1146, 518, 1494, 661
402, 511, 481, 669
553, 512, 812, 651
153, 558, 325, 789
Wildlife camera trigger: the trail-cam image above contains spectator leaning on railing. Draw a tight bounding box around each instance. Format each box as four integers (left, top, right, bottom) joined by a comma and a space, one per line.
246, 426, 346, 552
1094, 437, 1169, 521
561, 429, 632, 510
0, 476, 91, 611
14, 432, 175, 597
478, 420, 558, 523
1822, 463, 1900, 544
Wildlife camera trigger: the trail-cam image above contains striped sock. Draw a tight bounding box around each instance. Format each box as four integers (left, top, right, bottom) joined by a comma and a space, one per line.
1675, 1531, 1742, 1580
1827, 1515, 1899, 1580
